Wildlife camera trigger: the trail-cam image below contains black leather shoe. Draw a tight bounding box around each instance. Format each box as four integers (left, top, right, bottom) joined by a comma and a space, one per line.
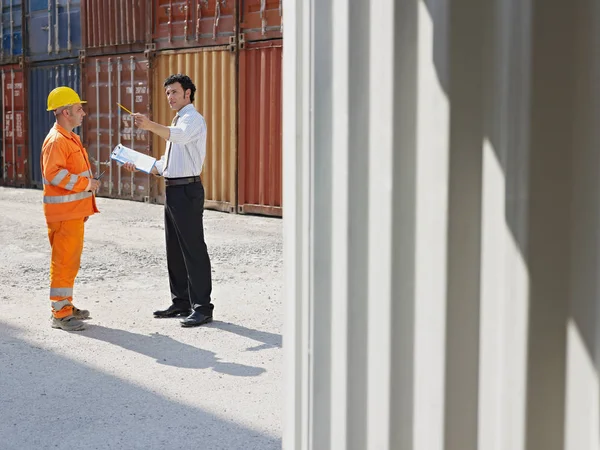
153, 304, 192, 318
180, 310, 213, 327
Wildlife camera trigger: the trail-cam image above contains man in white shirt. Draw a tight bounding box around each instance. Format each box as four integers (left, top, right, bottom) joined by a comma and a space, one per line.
124, 74, 214, 327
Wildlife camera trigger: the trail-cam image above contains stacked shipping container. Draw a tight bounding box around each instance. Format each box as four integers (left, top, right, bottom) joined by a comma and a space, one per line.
81, 0, 151, 56
0, 65, 27, 186
1, 0, 23, 63
0, 0, 283, 217
153, 0, 236, 49
82, 53, 153, 201
28, 59, 81, 187
27, 0, 82, 62
153, 48, 237, 212
238, 39, 282, 216
237, 0, 283, 216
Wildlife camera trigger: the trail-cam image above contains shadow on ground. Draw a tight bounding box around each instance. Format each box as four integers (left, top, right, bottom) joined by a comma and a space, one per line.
208, 321, 282, 351
0, 322, 280, 450
79, 324, 267, 376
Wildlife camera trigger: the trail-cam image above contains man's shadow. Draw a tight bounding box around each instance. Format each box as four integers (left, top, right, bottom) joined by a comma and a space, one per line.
80, 325, 266, 377
207, 321, 282, 351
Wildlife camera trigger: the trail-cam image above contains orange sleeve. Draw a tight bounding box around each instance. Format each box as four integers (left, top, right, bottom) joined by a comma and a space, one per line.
42, 138, 90, 193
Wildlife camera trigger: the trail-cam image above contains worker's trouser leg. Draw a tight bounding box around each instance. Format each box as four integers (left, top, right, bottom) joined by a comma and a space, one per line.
47, 219, 85, 319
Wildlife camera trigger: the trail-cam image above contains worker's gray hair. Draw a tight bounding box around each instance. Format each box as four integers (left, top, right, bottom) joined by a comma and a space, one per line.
54, 104, 74, 116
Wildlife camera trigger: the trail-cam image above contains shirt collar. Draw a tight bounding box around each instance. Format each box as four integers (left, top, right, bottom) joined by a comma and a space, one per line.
54, 122, 80, 143
177, 104, 195, 117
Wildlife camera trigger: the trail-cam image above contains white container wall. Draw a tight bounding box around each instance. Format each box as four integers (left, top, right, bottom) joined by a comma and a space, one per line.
282, 1, 600, 450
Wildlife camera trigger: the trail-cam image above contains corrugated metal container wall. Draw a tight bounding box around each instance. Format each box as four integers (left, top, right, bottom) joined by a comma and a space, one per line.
81, 0, 151, 56
153, 0, 235, 50
1, 0, 24, 63
239, 0, 282, 43
83, 53, 154, 201
26, 0, 81, 62
0, 65, 27, 186
153, 48, 236, 212
238, 40, 282, 216
28, 59, 81, 187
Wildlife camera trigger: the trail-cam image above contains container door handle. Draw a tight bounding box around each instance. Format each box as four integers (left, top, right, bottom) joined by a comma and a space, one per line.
66, 0, 71, 51
196, 0, 201, 41
183, 1, 189, 41
279, 0, 283, 32
213, 0, 221, 40
54, 0, 59, 53
9, 0, 13, 56
0, 1, 4, 60
47, 0, 52, 53
167, 0, 173, 42
260, 0, 266, 36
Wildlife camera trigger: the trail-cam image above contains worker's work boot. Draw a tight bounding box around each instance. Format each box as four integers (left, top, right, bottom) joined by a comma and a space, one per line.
51, 315, 86, 331
72, 307, 90, 320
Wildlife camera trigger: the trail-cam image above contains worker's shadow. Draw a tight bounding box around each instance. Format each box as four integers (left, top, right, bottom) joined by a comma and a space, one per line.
80, 325, 266, 377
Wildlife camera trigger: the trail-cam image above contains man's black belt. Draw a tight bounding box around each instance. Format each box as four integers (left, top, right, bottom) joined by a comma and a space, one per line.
165, 176, 201, 187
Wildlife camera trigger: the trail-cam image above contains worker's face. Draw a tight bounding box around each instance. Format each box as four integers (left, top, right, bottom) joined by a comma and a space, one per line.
165, 82, 191, 111
65, 104, 86, 127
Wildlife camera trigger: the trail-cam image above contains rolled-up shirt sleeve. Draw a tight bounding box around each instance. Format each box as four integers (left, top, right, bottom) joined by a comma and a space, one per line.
167, 113, 204, 144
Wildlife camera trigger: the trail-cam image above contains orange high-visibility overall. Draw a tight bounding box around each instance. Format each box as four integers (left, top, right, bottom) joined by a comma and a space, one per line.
41, 123, 99, 319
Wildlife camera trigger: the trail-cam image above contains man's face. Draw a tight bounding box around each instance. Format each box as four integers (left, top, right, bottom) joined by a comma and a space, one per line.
165, 82, 191, 111
65, 103, 86, 128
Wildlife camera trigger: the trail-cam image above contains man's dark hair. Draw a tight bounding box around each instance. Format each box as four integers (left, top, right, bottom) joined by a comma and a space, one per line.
164, 74, 196, 103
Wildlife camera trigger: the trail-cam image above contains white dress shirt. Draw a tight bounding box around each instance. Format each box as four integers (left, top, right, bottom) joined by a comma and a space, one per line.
155, 103, 207, 178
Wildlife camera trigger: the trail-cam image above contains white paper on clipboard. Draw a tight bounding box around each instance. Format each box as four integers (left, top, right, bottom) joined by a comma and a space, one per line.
111, 144, 156, 174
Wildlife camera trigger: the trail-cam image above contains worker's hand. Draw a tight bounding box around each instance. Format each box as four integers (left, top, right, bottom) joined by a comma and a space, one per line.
132, 113, 152, 131
122, 162, 138, 172
87, 178, 101, 192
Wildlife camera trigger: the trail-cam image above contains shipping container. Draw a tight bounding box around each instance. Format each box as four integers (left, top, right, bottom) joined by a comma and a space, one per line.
81, 0, 151, 56
28, 59, 81, 187
153, 0, 235, 51
239, 0, 282, 43
238, 40, 282, 216
26, 0, 81, 62
1, 0, 24, 63
83, 53, 154, 201
153, 47, 236, 212
0, 65, 28, 187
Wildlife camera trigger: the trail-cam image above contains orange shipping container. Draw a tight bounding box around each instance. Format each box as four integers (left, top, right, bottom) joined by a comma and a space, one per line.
83, 53, 155, 201
240, 0, 282, 43
238, 40, 282, 216
153, 0, 236, 51
0, 65, 28, 187
152, 48, 236, 211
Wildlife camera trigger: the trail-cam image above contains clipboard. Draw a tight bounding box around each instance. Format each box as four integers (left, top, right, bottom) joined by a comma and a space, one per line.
111, 144, 156, 174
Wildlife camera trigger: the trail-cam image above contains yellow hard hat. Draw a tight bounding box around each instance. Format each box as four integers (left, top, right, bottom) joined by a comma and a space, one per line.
46, 86, 87, 111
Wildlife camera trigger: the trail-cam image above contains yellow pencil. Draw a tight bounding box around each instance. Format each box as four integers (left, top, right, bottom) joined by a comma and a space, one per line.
117, 103, 134, 115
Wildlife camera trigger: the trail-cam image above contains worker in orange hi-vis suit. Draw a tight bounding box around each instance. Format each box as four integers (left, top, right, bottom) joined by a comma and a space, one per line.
41, 86, 100, 331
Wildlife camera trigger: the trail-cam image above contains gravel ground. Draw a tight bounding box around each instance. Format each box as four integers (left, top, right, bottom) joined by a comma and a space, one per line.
0, 186, 283, 450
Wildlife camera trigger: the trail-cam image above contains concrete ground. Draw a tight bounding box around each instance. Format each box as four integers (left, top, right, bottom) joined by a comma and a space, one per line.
0, 187, 283, 450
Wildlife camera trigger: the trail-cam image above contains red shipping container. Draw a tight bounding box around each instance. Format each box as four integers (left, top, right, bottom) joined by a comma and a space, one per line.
82, 53, 154, 201
0, 65, 28, 187
153, 0, 235, 50
239, 0, 282, 43
238, 40, 282, 216
81, 0, 152, 56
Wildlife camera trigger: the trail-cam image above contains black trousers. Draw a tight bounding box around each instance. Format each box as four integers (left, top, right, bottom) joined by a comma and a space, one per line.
164, 180, 213, 315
